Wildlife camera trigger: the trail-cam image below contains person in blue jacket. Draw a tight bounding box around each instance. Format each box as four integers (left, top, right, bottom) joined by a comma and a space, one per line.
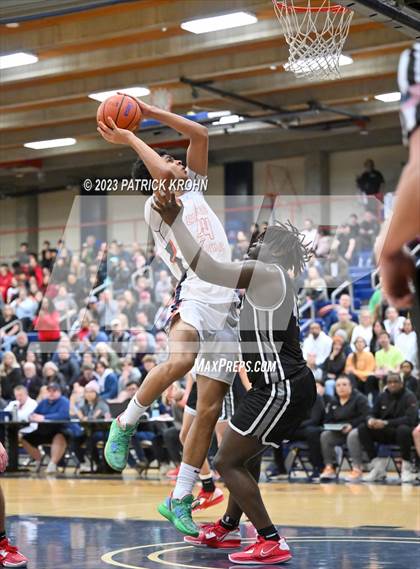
95, 358, 118, 401
21, 383, 70, 474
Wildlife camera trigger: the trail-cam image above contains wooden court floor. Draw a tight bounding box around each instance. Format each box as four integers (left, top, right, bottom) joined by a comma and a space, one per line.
5, 475, 420, 569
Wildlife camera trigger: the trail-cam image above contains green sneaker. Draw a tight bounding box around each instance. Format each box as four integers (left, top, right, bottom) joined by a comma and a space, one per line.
158, 494, 198, 537
104, 417, 137, 472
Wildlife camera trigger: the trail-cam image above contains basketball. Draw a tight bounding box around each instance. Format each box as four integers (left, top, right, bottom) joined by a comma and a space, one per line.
96, 93, 142, 131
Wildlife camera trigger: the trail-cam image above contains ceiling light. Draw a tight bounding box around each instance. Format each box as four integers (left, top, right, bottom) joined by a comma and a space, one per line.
181, 12, 257, 34
270, 64, 277, 70
0, 52, 38, 70
24, 138, 76, 150
339, 55, 353, 66
88, 87, 150, 102
212, 114, 242, 126
207, 110, 231, 119
5, 22, 20, 28
374, 92, 401, 103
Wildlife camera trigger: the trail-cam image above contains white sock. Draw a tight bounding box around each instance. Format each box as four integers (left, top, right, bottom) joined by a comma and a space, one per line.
172, 462, 200, 500
119, 396, 148, 427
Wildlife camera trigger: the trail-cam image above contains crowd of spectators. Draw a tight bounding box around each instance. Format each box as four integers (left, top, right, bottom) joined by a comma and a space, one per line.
0, 182, 419, 482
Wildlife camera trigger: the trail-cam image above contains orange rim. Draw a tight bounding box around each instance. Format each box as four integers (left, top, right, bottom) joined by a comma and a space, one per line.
273, 0, 350, 13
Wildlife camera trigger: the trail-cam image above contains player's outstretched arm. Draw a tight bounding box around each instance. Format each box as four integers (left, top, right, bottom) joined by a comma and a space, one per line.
152, 194, 284, 308
376, 128, 420, 307
97, 117, 175, 182
136, 99, 208, 176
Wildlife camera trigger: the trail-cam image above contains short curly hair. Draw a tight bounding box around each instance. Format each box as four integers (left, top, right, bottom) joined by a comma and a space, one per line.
131, 148, 170, 195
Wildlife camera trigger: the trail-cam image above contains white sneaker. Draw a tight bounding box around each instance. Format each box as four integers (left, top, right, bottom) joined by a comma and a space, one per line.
79, 460, 92, 473
45, 462, 58, 474
363, 458, 387, 482
401, 460, 416, 483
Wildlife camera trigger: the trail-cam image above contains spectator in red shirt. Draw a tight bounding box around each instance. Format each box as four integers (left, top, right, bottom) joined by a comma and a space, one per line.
34, 297, 61, 344
0, 265, 12, 302
27, 254, 43, 289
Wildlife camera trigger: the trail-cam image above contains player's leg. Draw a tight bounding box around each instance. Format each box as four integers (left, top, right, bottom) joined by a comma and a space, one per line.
105, 318, 199, 471
158, 375, 228, 536
0, 486, 28, 567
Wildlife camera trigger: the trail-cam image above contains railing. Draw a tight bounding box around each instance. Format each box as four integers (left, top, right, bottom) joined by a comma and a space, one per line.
299, 298, 315, 321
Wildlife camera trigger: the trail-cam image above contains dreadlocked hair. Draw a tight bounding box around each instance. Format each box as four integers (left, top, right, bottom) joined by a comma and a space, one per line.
263, 220, 311, 277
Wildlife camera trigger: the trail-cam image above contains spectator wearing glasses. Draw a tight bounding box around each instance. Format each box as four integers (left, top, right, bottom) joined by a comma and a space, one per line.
359, 373, 418, 483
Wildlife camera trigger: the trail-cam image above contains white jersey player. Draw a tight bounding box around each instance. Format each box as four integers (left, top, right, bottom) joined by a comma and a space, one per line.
98, 99, 240, 537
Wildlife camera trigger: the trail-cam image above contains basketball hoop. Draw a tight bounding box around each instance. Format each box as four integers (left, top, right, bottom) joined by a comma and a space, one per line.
272, 0, 354, 79
150, 88, 173, 111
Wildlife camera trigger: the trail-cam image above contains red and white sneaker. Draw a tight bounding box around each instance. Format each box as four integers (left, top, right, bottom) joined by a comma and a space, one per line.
0, 538, 28, 567
193, 487, 224, 511
228, 536, 292, 565
184, 519, 241, 549
166, 466, 180, 480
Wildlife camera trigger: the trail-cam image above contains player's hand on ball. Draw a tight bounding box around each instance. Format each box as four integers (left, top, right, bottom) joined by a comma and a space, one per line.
151, 191, 183, 226
97, 117, 134, 145
120, 94, 153, 118
380, 249, 415, 309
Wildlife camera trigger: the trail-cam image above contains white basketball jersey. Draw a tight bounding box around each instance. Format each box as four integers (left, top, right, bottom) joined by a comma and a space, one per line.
144, 168, 236, 304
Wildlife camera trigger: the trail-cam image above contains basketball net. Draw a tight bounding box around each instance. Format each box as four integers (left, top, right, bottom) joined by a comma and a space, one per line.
272, 0, 354, 79
150, 88, 173, 111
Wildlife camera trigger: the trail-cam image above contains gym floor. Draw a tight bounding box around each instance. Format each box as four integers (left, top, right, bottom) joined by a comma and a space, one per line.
5, 476, 420, 569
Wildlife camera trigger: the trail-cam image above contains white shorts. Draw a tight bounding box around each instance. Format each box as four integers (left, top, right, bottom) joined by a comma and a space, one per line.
167, 299, 240, 385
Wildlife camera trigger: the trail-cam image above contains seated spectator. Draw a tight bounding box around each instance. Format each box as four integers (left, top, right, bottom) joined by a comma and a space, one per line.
117, 358, 142, 394
348, 213, 359, 239
370, 320, 386, 354
395, 319, 417, 368
290, 378, 332, 477
57, 347, 80, 386
53, 285, 77, 323
329, 308, 356, 343
400, 361, 419, 397
34, 297, 61, 346
21, 362, 44, 400
384, 306, 405, 343
358, 209, 380, 251
302, 322, 332, 366
314, 228, 332, 258
76, 362, 100, 388
303, 267, 327, 301
95, 359, 118, 401
305, 353, 323, 382
320, 375, 369, 480
375, 332, 405, 386
154, 293, 172, 331
21, 383, 70, 474
11, 288, 38, 330
350, 309, 373, 351
154, 271, 172, 304
73, 380, 111, 472
331, 224, 356, 263
232, 231, 250, 261
135, 311, 154, 334
0, 305, 20, 351
322, 337, 347, 397
84, 320, 108, 349
141, 354, 157, 378
155, 331, 168, 364
359, 373, 418, 483
301, 218, 319, 250
323, 250, 349, 291
11, 332, 29, 364
109, 318, 131, 357
0, 264, 12, 303
96, 290, 119, 328
0, 351, 23, 401
109, 379, 139, 404
95, 342, 121, 372
4, 385, 37, 434
345, 337, 377, 399
41, 361, 67, 396
111, 259, 131, 293
321, 294, 358, 330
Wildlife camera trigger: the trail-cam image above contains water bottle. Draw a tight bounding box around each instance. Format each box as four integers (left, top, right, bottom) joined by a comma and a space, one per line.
151, 401, 160, 419
11, 402, 19, 422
